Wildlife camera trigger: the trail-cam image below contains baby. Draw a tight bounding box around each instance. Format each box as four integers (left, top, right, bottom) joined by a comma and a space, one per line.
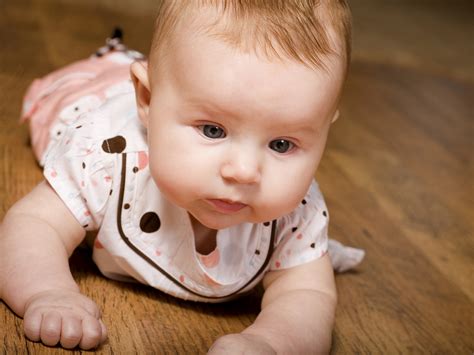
0, 0, 363, 352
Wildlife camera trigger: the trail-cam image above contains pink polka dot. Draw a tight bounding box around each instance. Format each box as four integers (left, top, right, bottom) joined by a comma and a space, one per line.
104, 175, 112, 182
94, 238, 104, 249
50, 170, 57, 178
275, 261, 281, 268
204, 274, 221, 287
296, 234, 303, 240
91, 178, 98, 187
138, 151, 149, 170
179, 275, 185, 283
199, 248, 220, 268
84, 210, 91, 217
80, 181, 85, 188
155, 250, 162, 257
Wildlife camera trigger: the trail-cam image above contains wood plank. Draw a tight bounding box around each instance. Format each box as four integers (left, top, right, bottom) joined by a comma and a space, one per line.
1, 0, 473, 353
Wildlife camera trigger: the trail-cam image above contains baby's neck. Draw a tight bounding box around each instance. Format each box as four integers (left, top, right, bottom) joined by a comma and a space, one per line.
189, 214, 217, 255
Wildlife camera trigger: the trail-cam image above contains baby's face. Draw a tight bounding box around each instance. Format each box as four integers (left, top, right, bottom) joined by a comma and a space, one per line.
140, 28, 345, 230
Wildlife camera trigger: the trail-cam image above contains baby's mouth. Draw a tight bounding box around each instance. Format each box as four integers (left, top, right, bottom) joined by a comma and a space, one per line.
206, 199, 247, 213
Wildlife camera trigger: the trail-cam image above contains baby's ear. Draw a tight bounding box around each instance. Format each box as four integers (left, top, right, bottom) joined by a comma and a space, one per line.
130, 61, 151, 127
331, 109, 340, 123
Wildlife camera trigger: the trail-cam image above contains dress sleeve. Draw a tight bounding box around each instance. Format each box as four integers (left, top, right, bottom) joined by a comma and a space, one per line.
269, 181, 329, 271
42, 114, 116, 231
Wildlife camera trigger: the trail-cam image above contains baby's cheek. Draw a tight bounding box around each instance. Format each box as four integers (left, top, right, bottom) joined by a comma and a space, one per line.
149, 159, 175, 196
260, 173, 312, 217
149, 156, 195, 208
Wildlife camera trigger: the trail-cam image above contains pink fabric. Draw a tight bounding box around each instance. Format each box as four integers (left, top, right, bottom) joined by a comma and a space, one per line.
21, 53, 134, 161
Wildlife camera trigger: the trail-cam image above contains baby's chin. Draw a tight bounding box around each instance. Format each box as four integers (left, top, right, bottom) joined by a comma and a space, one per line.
192, 214, 245, 230
191, 211, 277, 231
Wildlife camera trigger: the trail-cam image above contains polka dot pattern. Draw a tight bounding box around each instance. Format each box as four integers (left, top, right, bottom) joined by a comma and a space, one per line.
101, 135, 126, 153
139, 212, 161, 233
137, 151, 149, 170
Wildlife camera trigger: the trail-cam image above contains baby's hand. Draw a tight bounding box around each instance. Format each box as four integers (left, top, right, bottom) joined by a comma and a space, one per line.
22, 289, 107, 349
208, 333, 276, 355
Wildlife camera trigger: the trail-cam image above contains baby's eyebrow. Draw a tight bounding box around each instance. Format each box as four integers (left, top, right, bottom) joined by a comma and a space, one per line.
281, 124, 319, 137
195, 101, 235, 117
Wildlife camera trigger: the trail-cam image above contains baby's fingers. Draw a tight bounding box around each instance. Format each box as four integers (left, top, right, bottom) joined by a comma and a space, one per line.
60, 316, 82, 349
25, 309, 66, 347
23, 307, 43, 342
24, 308, 106, 350
79, 314, 107, 350
39, 310, 62, 346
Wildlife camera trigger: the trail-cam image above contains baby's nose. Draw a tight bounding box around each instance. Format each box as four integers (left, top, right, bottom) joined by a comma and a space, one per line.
220, 150, 261, 185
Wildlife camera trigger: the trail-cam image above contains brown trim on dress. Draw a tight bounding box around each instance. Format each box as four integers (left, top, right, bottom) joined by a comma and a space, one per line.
116, 154, 276, 300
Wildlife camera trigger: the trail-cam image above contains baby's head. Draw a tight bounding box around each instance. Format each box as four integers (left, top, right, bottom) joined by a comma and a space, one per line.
131, 0, 351, 229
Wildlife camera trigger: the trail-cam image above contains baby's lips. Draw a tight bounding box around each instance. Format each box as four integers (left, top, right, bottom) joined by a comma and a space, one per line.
207, 199, 247, 213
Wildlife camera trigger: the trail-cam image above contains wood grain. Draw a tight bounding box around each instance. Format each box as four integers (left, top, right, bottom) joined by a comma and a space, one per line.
1, 0, 473, 353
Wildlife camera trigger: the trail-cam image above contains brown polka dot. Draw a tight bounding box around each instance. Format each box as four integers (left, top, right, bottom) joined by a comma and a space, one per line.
302, 199, 307, 205
82, 162, 86, 169
310, 243, 316, 248
139, 212, 161, 233
292, 227, 298, 232
75, 125, 82, 129
124, 203, 130, 209
101, 135, 127, 153
109, 189, 113, 195
255, 250, 260, 255
263, 221, 270, 226
132, 166, 139, 173
323, 211, 327, 217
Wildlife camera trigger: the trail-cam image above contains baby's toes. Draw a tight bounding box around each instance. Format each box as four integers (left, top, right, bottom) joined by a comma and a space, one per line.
79, 314, 106, 350
60, 316, 82, 349
39, 310, 62, 346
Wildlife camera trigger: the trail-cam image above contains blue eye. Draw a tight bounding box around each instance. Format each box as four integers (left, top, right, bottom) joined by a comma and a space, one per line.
269, 139, 293, 153
201, 125, 226, 139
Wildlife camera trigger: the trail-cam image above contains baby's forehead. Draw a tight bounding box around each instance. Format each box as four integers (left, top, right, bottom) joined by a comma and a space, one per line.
156, 34, 343, 130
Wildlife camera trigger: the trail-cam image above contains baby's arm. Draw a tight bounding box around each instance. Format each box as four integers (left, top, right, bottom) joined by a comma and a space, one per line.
0, 181, 107, 349
209, 254, 337, 354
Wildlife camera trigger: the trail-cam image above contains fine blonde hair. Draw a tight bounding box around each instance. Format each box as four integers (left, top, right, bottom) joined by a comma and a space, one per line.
149, 0, 351, 72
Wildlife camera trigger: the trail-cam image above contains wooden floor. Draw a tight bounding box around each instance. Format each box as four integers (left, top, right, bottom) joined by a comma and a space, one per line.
1, 0, 473, 353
